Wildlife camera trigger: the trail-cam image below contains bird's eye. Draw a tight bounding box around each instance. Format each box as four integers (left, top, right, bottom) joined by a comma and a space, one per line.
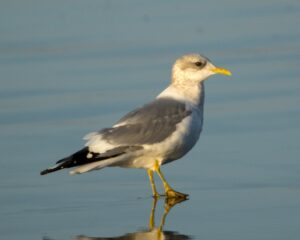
195, 61, 205, 67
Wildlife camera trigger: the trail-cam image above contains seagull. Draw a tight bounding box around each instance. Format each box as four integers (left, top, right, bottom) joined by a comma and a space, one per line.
40, 54, 231, 199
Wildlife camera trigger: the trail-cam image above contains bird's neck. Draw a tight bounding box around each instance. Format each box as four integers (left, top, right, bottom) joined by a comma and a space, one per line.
157, 82, 205, 108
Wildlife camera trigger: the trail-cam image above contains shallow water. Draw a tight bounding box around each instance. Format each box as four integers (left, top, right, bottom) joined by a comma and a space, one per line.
1, 1, 300, 239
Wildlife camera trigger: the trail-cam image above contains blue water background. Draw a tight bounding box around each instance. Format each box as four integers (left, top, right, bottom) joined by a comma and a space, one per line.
1, 1, 300, 239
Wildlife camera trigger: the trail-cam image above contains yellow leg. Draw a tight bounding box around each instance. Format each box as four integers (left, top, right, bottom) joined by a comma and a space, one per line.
148, 196, 158, 230
147, 169, 160, 198
154, 161, 188, 199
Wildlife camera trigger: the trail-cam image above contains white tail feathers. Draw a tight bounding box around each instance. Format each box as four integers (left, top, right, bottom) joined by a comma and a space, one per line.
69, 158, 123, 175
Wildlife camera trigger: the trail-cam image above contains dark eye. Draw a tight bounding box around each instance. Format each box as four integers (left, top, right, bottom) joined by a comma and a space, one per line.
195, 61, 205, 67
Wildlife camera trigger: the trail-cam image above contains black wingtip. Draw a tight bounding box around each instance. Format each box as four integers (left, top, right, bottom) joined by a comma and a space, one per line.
40, 169, 51, 175
40, 147, 90, 176
40, 165, 63, 175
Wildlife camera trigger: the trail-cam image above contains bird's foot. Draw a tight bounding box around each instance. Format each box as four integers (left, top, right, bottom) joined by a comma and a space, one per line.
165, 189, 189, 199
164, 195, 188, 211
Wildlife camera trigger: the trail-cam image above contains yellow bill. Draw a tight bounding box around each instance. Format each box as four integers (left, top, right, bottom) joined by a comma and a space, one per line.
211, 67, 232, 76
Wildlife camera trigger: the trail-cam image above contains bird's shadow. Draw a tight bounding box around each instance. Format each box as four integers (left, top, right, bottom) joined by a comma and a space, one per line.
43, 197, 192, 240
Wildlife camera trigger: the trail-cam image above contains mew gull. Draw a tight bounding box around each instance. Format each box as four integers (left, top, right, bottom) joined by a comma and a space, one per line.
40, 54, 231, 199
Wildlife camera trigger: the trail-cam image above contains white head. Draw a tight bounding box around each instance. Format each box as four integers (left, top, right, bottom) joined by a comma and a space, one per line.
171, 54, 231, 85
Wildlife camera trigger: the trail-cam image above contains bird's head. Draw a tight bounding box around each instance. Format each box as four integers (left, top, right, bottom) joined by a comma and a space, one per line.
171, 54, 231, 85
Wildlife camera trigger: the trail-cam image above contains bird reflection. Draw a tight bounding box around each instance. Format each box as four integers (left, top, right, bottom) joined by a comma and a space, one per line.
76, 197, 191, 240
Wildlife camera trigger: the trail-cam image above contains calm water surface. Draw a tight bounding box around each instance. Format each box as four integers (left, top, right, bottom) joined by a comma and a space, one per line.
1, 1, 300, 240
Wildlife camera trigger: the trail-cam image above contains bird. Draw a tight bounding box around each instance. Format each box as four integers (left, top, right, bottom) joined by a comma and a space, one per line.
40, 53, 231, 199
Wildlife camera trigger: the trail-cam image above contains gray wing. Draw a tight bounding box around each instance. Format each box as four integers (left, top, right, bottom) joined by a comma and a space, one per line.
98, 97, 192, 145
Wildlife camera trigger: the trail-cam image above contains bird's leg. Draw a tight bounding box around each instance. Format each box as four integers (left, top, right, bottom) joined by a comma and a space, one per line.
148, 196, 158, 230
147, 169, 160, 198
154, 161, 189, 199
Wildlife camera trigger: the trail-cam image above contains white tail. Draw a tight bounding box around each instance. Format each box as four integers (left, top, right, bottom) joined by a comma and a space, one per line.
69, 158, 123, 175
